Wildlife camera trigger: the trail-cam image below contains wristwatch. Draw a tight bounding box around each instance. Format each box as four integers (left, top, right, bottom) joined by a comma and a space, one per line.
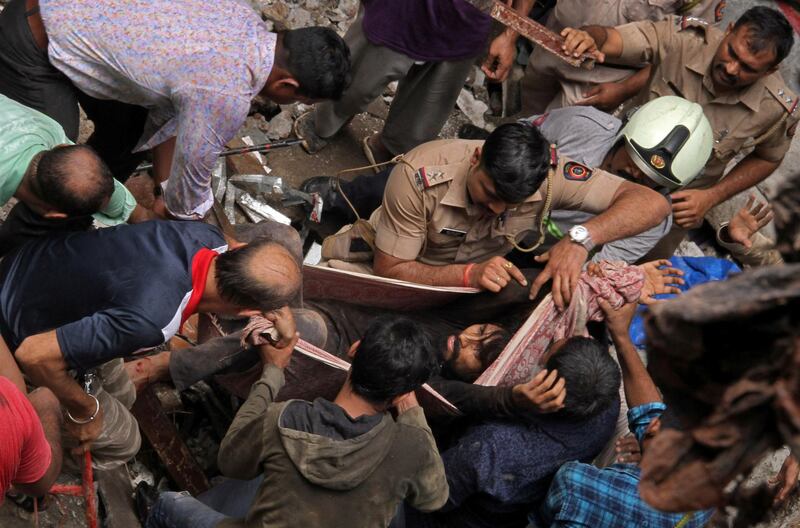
568, 225, 595, 252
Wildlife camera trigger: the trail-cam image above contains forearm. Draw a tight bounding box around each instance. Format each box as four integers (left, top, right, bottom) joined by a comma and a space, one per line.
15, 343, 96, 420
582, 25, 624, 57
429, 378, 517, 419
502, 0, 536, 41
704, 155, 779, 207
218, 364, 283, 476
151, 137, 176, 185
374, 251, 470, 287
617, 64, 651, 100
610, 332, 661, 407
585, 186, 670, 245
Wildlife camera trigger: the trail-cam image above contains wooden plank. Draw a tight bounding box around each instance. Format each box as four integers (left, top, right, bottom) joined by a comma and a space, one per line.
131, 386, 209, 496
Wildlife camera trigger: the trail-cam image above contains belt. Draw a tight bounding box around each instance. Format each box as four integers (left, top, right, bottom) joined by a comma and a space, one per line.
25, 0, 48, 51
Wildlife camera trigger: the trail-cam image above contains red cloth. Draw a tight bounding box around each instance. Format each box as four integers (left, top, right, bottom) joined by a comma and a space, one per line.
180, 248, 219, 328
0, 377, 51, 501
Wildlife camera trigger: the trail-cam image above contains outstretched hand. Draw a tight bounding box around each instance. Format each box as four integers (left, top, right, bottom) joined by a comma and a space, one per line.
639, 259, 684, 305
726, 194, 774, 249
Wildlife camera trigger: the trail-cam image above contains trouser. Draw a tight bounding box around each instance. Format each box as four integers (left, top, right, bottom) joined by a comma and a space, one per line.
313, 7, 474, 155
0, 0, 148, 181
0, 201, 93, 257
146, 491, 228, 528
62, 359, 141, 471
643, 191, 782, 266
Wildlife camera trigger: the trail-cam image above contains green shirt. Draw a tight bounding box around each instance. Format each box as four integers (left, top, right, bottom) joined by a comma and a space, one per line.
0, 94, 135, 225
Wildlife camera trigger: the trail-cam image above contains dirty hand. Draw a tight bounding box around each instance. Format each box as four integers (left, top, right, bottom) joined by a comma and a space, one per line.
639, 259, 684, 305
670, 189, 715, 229
598, 297, 637, 341
512, 369, 566, 413
615, 435, 643, 465
529, 238, 588, 310
482, 32, 517, 82
65, 403, 104, 455
257, 331, 299, 369
560, 28, 605, 61
770, 453, 800, 505
575, 82, 628, 111
263, 306, 297, 348
727, 195, 774, 249
470, 256, 528, 293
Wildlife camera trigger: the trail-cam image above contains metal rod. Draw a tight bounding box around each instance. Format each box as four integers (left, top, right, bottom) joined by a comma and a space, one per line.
135, 137, 305, 172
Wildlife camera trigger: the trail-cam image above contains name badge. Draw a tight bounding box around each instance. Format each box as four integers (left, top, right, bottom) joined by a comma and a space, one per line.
439, 227, 467, 238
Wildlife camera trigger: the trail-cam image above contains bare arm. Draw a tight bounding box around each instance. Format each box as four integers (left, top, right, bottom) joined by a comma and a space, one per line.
0, 335, 25, 393
576, 64, 652, 110
14, 332, 103, 452
530, 181, 670, 309
671, 155, 780, 229
599, 299, 661, 407
373, 250, 528, 292
482, 0, 537, 82
12, 388, 63, 496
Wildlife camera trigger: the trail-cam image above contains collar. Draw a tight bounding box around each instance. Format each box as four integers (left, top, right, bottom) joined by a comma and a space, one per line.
686, 32, 767, 111
181, 248, 221, 327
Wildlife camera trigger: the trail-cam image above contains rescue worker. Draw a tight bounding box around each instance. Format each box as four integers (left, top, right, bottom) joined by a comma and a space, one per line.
519, 0, 727, 114
560, 6, 796, 263
322, 123, 670, 310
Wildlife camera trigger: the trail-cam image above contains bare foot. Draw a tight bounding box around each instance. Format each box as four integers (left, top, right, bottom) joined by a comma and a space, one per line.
124, 351, 172, 392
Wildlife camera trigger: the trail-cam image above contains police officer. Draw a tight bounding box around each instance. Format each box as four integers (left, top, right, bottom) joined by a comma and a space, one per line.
560, 6, 797, 261
521, 95, 713, 263
338, 123, 670, 310
520, 0, 726, 113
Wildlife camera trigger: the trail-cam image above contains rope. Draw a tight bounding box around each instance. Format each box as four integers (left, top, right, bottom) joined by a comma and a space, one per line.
333, 154, 413, 222
504, 168, 554, 253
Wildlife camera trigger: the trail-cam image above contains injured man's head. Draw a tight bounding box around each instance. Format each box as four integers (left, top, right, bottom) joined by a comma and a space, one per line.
440, 323, 511, 382
540, 336, 621, 418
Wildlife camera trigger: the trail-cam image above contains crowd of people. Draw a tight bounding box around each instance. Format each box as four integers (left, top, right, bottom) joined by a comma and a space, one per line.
0, 0, 797, 527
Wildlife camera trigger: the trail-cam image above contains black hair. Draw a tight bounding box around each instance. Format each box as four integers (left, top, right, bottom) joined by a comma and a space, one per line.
476, 326, 512, 372
350, 316, 439, 406
480, 123, 551, 203
733, 7, 794, 66
32, 144, 114, 217
214, 240, 300, 312
283, 27, 352, 100
546, 336, 621, 418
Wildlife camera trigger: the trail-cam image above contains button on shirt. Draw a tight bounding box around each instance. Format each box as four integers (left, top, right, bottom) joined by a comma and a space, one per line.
536, 402, 714, 528
39, 0, 276, 219
0, 221, 227, 372
0, 94, 135, 225
371, 139, 624, 266
614, 16, 798, 189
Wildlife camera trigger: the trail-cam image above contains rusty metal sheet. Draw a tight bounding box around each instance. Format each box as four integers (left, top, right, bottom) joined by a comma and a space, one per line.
465, 0, 594, 69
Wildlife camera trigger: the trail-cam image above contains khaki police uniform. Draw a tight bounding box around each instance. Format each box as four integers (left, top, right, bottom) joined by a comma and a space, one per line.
615, 15, 798, 189
370, 139, 624, 266
612, 15, 797, 263
522, 0, 726, 114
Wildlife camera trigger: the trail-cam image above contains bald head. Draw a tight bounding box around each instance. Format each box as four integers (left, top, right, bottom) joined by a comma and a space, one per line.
214, 240, 301, 312
31, 145, 114, 216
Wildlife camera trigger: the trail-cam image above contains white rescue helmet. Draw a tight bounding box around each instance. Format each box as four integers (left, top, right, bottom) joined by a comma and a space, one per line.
616, 96, 713, 190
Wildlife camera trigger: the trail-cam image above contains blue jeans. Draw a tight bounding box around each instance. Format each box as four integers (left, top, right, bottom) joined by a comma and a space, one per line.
146, 491, 228, 528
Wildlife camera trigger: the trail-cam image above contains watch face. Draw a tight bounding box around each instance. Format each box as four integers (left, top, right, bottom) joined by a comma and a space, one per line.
570, 225, 588, 242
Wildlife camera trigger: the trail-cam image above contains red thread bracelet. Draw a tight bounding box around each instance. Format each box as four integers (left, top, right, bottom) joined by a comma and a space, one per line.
462, 263, 475, 288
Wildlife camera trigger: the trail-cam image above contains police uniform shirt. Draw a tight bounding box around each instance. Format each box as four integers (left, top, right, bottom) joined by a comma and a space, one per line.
371, 139, 624, 266
613, 15, 798, 189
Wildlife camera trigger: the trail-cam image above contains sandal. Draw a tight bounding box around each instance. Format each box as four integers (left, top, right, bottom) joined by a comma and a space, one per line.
294, 111, 329, 154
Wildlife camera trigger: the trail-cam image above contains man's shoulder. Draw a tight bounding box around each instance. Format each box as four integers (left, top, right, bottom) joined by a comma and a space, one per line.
398, 139, 478, 192
762, 73, 799, 120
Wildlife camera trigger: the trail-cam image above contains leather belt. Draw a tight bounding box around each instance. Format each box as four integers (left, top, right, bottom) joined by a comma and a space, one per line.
25, 0, 48, 51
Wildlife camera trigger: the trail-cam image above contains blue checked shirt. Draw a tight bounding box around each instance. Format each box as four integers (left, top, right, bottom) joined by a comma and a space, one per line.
535, 402, 714, 528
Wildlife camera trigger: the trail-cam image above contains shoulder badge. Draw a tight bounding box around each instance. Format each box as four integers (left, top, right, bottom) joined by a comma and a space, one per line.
677, 15, 709, 30
413, 167, 449, 191
765, 79, 799, 115
714, 0, 726, 23
563, 161, 593, 181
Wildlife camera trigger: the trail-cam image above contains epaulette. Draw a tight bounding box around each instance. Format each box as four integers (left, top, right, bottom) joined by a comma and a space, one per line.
413, 166, 452, 191
765, 77, 799, 116
677, 15, 708, 29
